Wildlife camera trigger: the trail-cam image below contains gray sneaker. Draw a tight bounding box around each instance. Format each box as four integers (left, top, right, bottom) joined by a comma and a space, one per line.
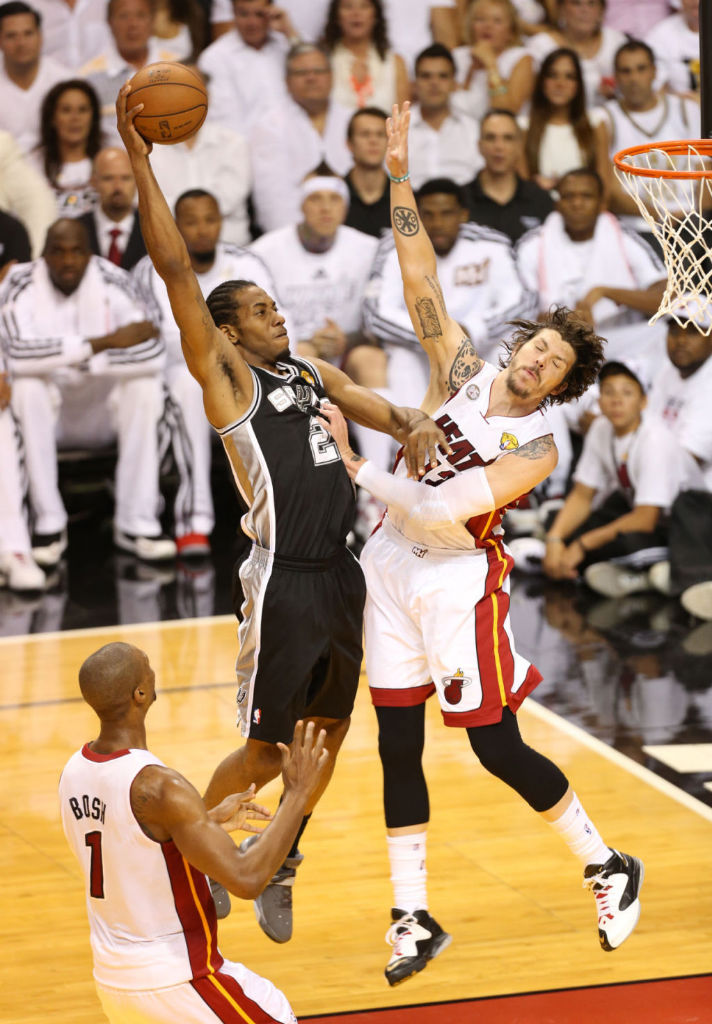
208, 877, 231, 920
241, 835, 303, 943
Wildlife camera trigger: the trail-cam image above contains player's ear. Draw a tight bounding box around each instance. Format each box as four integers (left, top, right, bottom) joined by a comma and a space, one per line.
218, 322, 240, 344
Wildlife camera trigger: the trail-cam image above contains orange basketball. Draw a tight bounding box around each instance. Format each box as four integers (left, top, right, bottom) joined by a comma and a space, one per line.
126, 62, 207, 145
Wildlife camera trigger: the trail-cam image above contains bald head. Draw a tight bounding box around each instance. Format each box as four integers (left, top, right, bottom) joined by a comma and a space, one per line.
43, 219, 91, 294
92, 147, 136, 219
79, 642, 152, 723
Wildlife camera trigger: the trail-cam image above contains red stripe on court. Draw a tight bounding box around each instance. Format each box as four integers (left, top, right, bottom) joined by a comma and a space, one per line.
162, 841, 223, 979
192, 969, 283, 1023
303, 974, 712, 1024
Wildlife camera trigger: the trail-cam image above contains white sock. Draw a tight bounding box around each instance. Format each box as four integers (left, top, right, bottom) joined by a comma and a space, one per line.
547, 793, 612, 868
387, 832, 428, 914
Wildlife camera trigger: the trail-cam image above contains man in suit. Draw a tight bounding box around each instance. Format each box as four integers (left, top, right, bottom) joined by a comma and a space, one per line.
79, 147, 146, 271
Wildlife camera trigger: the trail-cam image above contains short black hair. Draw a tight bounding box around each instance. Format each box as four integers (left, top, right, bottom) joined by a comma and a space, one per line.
599, 360, 645, 393
416, 177, 467, 208
415, 42, 456, 75
0, 1, 40, 29
174, 188, 218, 217
206, 279, 259, 331
480, 107, 520, 130
557, 166, 604, 197
500, 306, 606, 407
614, 38, 655, 72
347, 105, 388, 140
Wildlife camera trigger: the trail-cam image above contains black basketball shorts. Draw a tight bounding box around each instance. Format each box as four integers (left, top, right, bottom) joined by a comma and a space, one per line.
232, 544, 366, 744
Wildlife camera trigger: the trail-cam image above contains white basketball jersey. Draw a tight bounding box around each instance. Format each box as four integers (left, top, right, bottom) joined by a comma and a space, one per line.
59, 745, 223, 990
386, 361, 552, 551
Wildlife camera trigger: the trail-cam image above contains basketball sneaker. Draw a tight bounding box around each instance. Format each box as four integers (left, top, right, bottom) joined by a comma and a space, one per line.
208, 877, 231, 920
241, 835, 303, 943
583, 849, 644, 951
384, 908, 452, 986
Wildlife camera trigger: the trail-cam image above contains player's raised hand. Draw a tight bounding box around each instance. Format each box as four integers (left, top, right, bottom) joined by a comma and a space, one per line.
208, 784, 273, 835
386, 101, 410, 181
116, 82, 152, 157
278, 720, 329, 799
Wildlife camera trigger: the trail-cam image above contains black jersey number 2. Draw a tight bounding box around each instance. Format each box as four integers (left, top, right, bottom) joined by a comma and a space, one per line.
85, 830, 105, 898
308, 419, 340, 466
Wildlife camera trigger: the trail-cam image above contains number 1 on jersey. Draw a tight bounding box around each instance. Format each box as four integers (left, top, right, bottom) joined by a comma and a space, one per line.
85, 830, 105, 898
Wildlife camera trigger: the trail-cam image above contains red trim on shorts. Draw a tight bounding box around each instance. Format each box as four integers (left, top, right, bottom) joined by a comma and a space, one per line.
161, 841, 223, 979
370, 682, 436, 707
442, 663, 543, 727
191, 969, 284, 1023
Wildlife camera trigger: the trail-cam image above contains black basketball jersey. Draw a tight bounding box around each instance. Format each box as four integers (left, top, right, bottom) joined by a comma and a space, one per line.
217, 355, 356, 559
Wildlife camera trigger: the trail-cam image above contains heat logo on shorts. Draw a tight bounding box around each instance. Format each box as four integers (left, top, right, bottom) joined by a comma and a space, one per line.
441, 669, 471, 705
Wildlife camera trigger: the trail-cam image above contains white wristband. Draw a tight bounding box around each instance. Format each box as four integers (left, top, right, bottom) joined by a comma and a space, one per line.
355, 460, 495, 528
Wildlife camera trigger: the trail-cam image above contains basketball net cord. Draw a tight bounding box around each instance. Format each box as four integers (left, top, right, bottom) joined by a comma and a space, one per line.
615, 143, 712, 335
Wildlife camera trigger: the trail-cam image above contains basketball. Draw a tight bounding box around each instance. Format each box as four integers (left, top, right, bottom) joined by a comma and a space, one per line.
126, 62, 207, 145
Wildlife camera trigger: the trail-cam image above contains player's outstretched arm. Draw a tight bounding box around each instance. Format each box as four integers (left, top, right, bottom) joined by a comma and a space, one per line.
386, 103, 483, 404
130, 722, 329, 900
115, 84, 249, 415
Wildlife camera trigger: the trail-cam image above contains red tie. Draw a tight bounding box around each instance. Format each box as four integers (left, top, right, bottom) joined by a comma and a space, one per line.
107, 227, 122, 265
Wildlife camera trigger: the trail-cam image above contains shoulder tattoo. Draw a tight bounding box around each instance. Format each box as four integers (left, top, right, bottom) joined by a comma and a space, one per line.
393, 205, 419, 236
513, 434, 555, 460
415, 296, 442, 340
448, 338, 483, 395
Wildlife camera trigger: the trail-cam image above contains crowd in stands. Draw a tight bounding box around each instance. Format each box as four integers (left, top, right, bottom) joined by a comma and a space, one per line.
0, 0, 710, 624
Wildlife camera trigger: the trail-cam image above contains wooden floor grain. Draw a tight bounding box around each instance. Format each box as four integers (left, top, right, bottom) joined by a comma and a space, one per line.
2, 618, 710, 1024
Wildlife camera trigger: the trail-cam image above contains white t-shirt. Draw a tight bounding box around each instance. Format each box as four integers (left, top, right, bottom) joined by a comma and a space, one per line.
384, 0, 457, 72
365, 223, 534, 362
249, 224, 378, 345
648, 354, 712, 491
574, 412, 701, 509
408, 105, 483, 190
0, 57, 70, 155
452, 45, 531, 121
646, 14, 700, 95
147, 122, 252, 247
33, 0, 110, 71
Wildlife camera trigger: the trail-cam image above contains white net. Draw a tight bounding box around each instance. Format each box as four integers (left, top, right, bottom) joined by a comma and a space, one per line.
614, 141, 712, 335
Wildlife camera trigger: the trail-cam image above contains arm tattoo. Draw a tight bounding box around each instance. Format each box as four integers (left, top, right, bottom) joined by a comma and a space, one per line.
415, 296, 442, 340
447, 337, 483, 395
513, 434, 555, 460
393, 205, 419, 236
424, 274, 447, 316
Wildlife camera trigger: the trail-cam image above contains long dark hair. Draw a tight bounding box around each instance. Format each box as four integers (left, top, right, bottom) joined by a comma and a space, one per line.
322, 0, 391, 60
38, 79, 102, 185
524, 47, 595, 178
160, 0, 207, 62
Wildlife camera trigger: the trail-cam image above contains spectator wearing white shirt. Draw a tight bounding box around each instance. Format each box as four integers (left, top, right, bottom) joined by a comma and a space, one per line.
83, 0, 183, 143
77, 147, 146, 270
31, 0, 110, 72
0, 128, 56, 256
133, 189, 283, 555
146, 68, 252, 247
646, 0, 700, 98
515, 167, 666, 380
350, 176, 532, 501
198, 0, 298, 136
1, 218, 174, 565
33, 78, 103, 219
536, 361, 700, 597
250, 166, 378, 360
408, 43, 483, 190
382, 0, 458, 72
152, 0, 206, 60
249, 43, 353, 231
604, 40, 699, 238
0, 331, 46, 592
0, 2, 70, 155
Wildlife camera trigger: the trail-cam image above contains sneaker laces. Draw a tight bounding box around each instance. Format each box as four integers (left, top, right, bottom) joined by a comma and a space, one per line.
584, 873, 615, 923
385, 914, 418, 953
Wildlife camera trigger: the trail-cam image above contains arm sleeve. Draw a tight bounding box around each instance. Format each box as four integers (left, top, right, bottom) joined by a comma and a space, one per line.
355, 460, 495, 528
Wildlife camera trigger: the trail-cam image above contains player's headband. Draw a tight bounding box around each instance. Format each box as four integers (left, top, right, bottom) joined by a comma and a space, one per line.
301, 176, 349, 204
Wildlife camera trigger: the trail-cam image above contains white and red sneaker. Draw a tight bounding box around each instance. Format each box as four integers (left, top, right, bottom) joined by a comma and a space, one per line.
384, 908, 451, 986
584, 849, 644, 951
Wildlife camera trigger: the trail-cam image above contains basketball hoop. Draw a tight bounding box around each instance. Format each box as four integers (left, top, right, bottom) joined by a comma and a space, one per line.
613, 138, 712, 335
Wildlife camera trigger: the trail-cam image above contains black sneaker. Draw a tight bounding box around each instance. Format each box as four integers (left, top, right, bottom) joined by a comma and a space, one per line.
208, 877, 231, 920
384, 908, 452, 986
241, 835, 303, 943
584, 849, 644, 951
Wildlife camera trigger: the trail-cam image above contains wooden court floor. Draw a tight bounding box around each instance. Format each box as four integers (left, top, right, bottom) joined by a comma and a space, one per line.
1, 616, 711, 1024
